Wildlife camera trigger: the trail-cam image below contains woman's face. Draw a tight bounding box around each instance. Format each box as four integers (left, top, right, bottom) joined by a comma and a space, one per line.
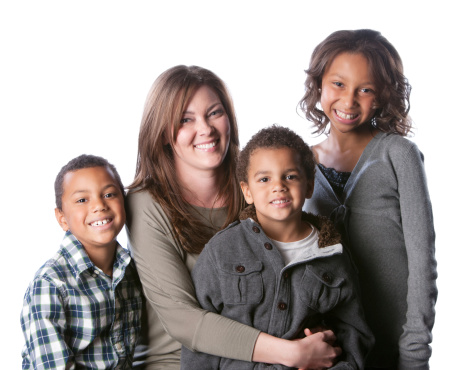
171, 85, 231, 177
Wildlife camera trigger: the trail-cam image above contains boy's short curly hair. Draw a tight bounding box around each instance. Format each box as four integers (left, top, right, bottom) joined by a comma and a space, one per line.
237, 125, 315, 184
299, 29, 412, 136
54, 154, 125, 210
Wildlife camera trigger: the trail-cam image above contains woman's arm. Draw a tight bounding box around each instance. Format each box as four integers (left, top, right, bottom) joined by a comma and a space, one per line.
126, 191, 339, 368
253, 331, 340, 369
126, 191, 259, 360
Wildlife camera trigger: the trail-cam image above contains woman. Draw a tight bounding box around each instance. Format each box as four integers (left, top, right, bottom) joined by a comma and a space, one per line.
126, 65, 339, 369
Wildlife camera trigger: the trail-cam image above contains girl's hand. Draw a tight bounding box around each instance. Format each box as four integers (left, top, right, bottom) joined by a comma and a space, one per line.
293, 328, 341, 370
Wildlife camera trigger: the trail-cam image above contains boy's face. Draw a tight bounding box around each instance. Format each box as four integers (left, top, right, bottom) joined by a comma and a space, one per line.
55, 166, 125, 253
240, 147, 313, 229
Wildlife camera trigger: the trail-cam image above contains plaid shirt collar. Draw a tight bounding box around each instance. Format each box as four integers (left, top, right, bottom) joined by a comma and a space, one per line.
60, 230, 131, 282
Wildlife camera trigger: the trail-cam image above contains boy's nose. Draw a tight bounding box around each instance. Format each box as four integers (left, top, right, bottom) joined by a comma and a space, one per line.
273, 181, 287, 192
92, 198, 108, 212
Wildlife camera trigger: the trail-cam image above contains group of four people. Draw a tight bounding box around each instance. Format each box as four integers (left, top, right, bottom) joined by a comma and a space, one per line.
20, 29, 437, 370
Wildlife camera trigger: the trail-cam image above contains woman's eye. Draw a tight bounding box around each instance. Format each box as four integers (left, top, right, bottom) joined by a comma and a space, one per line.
210, 109, 223, 117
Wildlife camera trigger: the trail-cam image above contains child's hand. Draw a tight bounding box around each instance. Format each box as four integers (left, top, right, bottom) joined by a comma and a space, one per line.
293, 328, 341, 370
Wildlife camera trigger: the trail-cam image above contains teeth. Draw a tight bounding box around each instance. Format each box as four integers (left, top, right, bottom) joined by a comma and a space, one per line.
195, 141, 217, 149
272, 200, 289, 204
91, 219, 110, 226
336, 110, 358, 120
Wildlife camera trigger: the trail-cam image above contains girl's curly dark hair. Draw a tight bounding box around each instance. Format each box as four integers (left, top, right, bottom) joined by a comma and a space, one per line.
299, 29, 412, 136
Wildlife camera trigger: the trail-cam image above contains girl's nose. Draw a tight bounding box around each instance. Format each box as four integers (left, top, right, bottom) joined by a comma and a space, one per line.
342, 89, 357, 108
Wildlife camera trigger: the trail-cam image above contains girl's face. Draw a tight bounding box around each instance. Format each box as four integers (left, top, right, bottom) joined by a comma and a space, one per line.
320, 52, 376, 134
171, 85, 231, 176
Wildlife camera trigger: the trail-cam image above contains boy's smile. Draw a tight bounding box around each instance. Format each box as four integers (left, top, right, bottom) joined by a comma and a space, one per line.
240, 147, 313, 242
55, 166, 125, 255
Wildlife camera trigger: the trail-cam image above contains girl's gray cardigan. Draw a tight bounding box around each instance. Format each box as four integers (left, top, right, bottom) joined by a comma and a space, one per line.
304, 131, 437, 369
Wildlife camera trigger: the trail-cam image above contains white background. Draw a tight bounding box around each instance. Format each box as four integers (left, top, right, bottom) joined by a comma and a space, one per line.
1, 1, 460, 367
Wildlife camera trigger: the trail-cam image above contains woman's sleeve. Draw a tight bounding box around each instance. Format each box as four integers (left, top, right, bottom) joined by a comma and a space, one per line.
125, 192, 260, 361
395, 142, 437, 369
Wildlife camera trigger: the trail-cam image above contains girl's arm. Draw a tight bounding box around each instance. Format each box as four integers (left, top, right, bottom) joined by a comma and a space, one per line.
395, 141, 437, 369
126, 190, 338, 368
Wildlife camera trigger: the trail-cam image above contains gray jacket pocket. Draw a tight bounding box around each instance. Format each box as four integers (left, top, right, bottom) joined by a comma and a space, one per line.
217, 261, 263, 305
298, 265, 344, 313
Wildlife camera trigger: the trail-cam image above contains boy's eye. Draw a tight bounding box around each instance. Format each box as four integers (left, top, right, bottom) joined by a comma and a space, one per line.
259, 177, 269, 183
286, 174, 297, 180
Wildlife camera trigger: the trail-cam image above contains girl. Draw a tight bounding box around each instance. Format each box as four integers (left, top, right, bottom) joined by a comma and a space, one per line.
300, 29, 437, 369
126, 65, 340, 369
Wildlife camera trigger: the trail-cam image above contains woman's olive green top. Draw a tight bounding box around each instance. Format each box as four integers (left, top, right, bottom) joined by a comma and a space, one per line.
125, 190, 260, 370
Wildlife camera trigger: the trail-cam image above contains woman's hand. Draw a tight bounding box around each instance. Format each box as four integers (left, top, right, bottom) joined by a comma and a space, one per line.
252, 329, 341, 369
294, 328, 341, 370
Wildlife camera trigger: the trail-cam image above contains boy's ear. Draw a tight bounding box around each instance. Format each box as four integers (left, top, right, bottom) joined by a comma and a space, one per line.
305, 182, 314, 199
240, 181, 254, 205
55, 208, 69, 232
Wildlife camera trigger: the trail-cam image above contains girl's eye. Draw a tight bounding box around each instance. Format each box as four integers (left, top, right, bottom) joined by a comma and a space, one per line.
76, 198, 86, 203
259, 177, 269, 183
286, 175, 297, 180
180, 117, 191, 124
333, 81, 343, 87
104, 193, 115, 199
360, 88, 374, 94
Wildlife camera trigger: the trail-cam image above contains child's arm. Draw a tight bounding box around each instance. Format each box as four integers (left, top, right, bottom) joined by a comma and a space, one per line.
396, 142, 437, 368
21, 277, 74, 369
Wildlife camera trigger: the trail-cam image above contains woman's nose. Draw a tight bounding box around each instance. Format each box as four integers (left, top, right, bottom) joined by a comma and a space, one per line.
197, 117, 214, 135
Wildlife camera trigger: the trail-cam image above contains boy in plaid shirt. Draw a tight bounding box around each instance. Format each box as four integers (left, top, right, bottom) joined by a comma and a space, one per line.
20, 154, 142, 369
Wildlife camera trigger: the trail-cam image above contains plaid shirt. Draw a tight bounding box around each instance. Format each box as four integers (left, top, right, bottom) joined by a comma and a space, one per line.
21, 231, 142, 369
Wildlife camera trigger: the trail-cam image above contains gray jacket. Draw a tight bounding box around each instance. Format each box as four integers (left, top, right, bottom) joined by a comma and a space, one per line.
181, 207, 373, 369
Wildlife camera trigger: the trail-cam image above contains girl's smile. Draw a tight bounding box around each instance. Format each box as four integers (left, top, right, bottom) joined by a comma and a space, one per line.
321, 52, 376, 133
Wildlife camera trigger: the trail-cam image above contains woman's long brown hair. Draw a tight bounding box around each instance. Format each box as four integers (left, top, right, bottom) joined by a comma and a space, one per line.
128, 65, 243, 254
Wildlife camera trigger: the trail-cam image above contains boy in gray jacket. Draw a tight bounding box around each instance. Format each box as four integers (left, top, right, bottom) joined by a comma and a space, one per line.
181, 125, 373, 369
